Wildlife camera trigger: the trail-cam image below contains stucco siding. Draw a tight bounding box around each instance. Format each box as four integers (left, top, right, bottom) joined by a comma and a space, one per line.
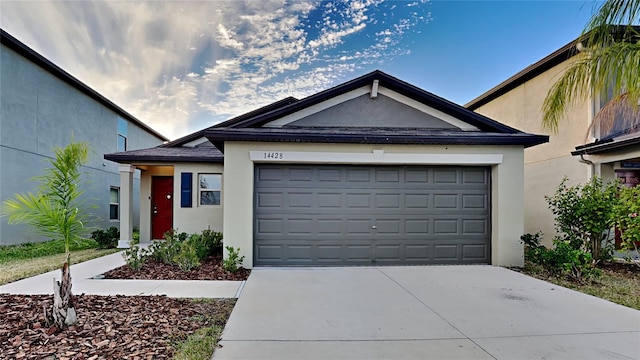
223, 142, 527, 268
173, 163, 224, 236
0, 43, 164, 245
471, 58, 593, 243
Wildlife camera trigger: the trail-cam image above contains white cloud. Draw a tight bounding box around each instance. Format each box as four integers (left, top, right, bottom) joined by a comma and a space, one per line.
0, 0, 432, 140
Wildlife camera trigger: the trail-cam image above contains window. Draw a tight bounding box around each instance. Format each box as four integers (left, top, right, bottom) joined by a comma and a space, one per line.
199, 174, 221, 206
117, 118, 127, 151
109, 187, 120, 220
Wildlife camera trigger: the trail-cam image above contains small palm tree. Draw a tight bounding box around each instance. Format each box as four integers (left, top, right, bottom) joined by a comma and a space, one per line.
542, 0, 640, 133
2, 141, 93, 328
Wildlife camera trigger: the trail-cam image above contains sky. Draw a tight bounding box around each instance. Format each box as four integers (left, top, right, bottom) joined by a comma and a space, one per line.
0, 1, 602, 140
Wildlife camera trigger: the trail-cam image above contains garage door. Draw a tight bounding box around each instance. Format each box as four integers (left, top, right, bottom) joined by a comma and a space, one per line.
254, 165, 490, 266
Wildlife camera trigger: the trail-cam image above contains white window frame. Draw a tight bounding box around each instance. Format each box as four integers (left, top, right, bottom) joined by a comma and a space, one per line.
109, 187, 120, 221
198, 174, 222, 206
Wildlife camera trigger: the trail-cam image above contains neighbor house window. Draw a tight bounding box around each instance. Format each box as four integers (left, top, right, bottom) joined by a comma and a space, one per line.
199, 174, 221, 206
110, 187, 120, 220
117, 118, 127, 151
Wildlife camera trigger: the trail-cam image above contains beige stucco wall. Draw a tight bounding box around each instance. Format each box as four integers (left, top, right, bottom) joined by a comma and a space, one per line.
138, 164, 224, 242
173, 163, 224, 235
472, 59, 593, 245
222, 141, 527, 268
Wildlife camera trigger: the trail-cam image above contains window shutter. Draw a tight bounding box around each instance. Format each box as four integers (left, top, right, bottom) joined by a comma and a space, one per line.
181, 172, 192, 208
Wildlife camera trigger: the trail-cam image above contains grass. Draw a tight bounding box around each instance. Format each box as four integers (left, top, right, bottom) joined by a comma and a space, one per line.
0, 238, 100, 262
173, 298, 233, 360
0, 248, 120, 285
519, 261, 640, 310
173, 325, 224, 360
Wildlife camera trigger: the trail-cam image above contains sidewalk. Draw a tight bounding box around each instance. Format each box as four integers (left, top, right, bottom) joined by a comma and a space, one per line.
0, 251, 244, 298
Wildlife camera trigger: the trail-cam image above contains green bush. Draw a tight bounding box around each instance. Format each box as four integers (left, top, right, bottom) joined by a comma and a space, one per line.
132, 226, 140, 245
223, 246, 245, 273
201, 228, 223, 256
612, 186, 640, 252
91, 226, 119, 249
545, 177, 618, 261
123, 245, 148, 271
173, 243, 200, 271
521, 233, 601, 281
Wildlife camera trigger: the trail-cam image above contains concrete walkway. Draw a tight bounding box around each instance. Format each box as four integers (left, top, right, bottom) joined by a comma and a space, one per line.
0, 251, 244, 298
214, 266, 640, 360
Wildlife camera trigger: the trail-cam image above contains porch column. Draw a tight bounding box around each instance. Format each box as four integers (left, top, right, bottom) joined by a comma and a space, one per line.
117, 164, 135, 248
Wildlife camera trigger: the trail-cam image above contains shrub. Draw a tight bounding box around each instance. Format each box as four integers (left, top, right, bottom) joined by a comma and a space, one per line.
123, 245, 148, 271
201, 228, 223, 256
520, 232, 546, 264
545, 177, 618, 261
173, 243, 200, 271
223, 246, 245, 273
132, 226, 140, 245
521, 233, 601, 281
91, 226, 119, 249
612, 186, 640, 252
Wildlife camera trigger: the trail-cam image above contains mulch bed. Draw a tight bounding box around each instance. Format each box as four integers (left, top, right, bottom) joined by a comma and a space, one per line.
0, 294, 236, 359
102, 255, 251, 281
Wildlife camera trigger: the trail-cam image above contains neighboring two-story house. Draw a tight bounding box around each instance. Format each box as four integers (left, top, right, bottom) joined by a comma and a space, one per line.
466, 31, 640, 243
0, 29, 168, 245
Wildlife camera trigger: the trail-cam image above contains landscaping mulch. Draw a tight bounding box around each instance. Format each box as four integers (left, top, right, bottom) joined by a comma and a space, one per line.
102, 255, 251, 281
0, 294, 236, 359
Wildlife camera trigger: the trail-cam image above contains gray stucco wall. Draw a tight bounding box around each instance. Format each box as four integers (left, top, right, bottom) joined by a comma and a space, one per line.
0, 43, 163, 245
286, 94, 458, 129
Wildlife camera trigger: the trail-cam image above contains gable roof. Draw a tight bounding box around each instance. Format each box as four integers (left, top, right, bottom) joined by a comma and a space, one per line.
205, 70, 548, 150
1, 28, 168, 142
223, 70, 522, 133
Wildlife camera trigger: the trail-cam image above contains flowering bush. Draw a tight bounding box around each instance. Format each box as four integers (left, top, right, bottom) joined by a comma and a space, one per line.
612, 186, 640, 251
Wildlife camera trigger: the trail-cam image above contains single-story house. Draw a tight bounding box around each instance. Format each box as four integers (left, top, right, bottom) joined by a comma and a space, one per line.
466, 29, 640, 243
105, 70, 548, 268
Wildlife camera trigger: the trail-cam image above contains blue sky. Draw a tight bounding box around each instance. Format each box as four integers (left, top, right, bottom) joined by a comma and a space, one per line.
0, 1, 600, 140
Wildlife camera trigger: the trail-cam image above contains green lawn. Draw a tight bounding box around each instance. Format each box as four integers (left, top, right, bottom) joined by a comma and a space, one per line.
0, 238, 120, 285
518, 261, 640, 310
0, 248, 120, 285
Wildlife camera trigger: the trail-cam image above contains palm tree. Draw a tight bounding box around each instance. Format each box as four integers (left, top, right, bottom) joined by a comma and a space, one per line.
542, 0, 640, 133
2, 141, 93, 328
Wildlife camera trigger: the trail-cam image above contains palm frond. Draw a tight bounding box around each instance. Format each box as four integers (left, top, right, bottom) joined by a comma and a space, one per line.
542, 0, 640, 132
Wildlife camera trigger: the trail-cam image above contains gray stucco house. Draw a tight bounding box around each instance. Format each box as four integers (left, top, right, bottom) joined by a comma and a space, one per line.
0, 29, 167, 245
106, 70, 548, 268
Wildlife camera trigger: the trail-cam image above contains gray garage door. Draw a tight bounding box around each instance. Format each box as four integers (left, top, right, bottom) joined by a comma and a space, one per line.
254, 165, 490, 266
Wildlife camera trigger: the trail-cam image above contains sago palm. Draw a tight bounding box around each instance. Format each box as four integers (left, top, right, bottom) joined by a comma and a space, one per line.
542, 0, 640, 133
2, 141, 93, 328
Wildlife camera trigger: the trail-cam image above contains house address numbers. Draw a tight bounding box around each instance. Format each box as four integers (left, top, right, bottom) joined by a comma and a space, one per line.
263, 152, 284, 160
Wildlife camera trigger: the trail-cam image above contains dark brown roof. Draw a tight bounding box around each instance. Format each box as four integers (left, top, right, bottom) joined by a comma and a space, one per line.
572, 132, 640, 156
206, 127, 548, 149
1, 28, 168, 141
104, 146, 223, 163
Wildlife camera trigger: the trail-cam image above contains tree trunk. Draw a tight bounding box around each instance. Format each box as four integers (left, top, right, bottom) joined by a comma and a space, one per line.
50, 255, 77, 328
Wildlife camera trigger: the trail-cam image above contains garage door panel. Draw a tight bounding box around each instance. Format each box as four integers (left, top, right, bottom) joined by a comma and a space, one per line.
255, 165, 490, 266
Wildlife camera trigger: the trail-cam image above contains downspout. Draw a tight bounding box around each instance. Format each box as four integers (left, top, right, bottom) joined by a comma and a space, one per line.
578, 153, 596, 177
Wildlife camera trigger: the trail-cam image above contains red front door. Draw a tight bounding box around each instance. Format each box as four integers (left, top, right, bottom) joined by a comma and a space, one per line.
152, 176, 174, 240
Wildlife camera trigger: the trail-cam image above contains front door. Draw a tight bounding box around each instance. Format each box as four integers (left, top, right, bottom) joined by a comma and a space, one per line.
152, 176, 174, 240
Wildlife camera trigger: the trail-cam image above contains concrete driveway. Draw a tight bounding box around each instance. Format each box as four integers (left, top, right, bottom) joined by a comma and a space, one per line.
214, 266, 640, 360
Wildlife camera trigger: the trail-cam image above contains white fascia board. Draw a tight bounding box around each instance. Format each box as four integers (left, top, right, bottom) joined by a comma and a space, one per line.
378, 88, 479, 131
264, 86, 371, 127
250, 150, 503, 165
